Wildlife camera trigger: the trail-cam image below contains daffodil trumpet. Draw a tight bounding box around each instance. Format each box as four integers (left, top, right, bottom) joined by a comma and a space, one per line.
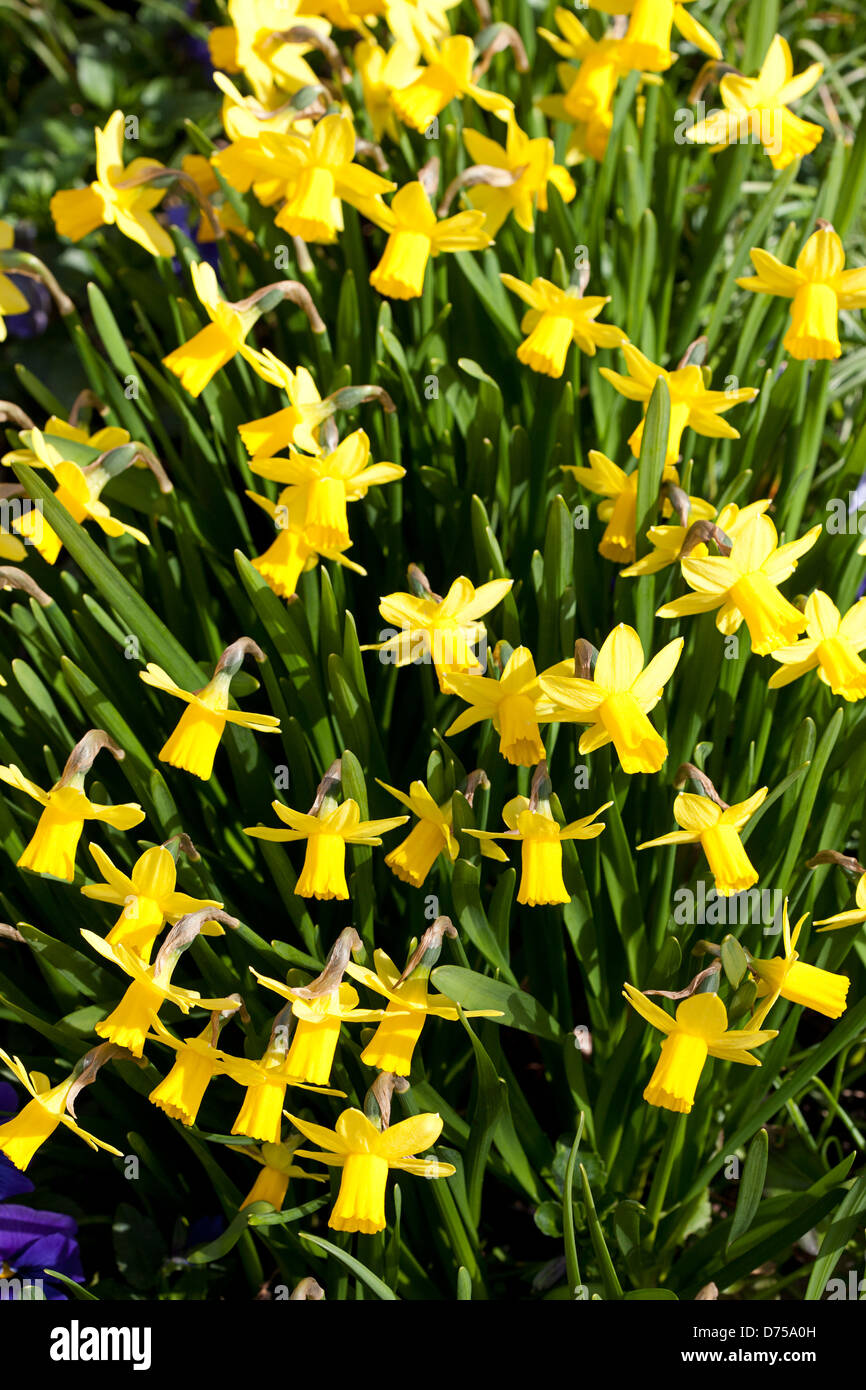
147, 1000, 244, 1125
748, 903, 849, 1022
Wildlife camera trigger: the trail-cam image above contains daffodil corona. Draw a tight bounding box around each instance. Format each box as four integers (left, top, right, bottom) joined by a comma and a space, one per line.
749, 905, 849, 1020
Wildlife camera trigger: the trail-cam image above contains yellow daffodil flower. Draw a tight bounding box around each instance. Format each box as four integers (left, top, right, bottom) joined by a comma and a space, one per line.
3, 416, 131, 471
347, 925, 502, 1074
147, 1014, 238, 1125
239, 352, 329, 459
815, 871, 866, 932
249, 429, 404, 549
620, 498, 771, 578
366, 182, 491, 300
250, 944, 384, 1085
50, 110, 174, 257
81, 842, 224, 956
768, 590, 866, 701
638, 786, 767, 896
737, 225, 866, 361
536, 13, 626, 163
0, 221, 28, 340
656, 512, 821, 655
600, 344, 758, 464
247, 486, 367, 597
162, 261, 265, 398
445, 646, 562, 766
363, 573, 513, 693
0, 731, 144, 881
465, 794, 610, 906
382, 0, 459, 54
245, 798, 408, 900
239, 1137, 327, 1210
271, 113, 396, 242
83, 927, 238, 1059
140, 638, 281, 781
355, 39, 422, 143
623, 985, 777, 1113
376, 778, 459, 886
213, 71, 309, 143
287, 1106, 456, 1233
11, 431, 150, 565
566, 451, 714, 564
0, 1048, 122, 1171
211, 0, 330, 104
462, 119, 576, 236
391, 35, 513, 132
749, 904, 849, 1020
540, 623, 683, 774
686, 34, 823, 170
501, 274, 627, 378
602, 0, 722, 73
226, 1030, 344, 1144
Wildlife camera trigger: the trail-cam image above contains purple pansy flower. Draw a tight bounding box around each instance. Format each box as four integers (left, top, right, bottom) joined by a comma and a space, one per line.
0, 1204, 84, 1299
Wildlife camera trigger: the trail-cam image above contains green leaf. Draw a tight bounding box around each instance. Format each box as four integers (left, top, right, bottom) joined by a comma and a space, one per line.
298, 1231, 399, 1300
431, 965, 562, 1041
726, 1127, 769, 1252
